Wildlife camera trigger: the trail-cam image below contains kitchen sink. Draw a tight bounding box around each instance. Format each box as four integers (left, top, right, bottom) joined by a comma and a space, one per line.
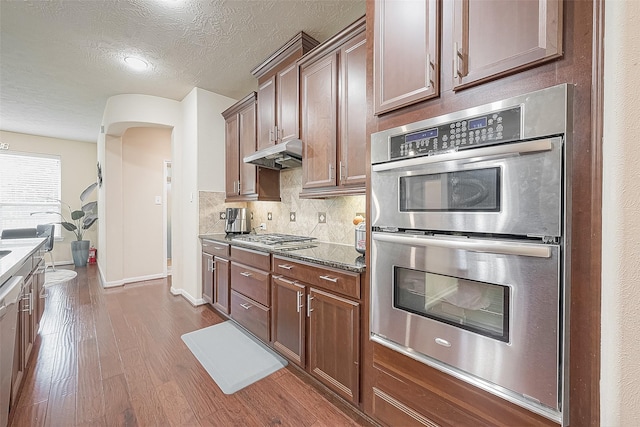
0, 250, 11, 259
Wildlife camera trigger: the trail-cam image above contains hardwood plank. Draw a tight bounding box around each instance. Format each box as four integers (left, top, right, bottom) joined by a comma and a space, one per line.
102, 374, 137, 427
11, 266, 371, 427
155, 380, 200, 426
76, 338, 104, 424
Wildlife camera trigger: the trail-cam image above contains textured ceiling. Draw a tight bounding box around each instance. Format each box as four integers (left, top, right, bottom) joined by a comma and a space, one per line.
0, 0, 365, 143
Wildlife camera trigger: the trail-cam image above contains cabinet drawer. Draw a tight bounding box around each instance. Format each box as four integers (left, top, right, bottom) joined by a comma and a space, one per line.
202, 240, 230, 257
230, 290, 270, 343
231, 262, 270, 306
273, 256, 360, 299
231, 246, 271, 270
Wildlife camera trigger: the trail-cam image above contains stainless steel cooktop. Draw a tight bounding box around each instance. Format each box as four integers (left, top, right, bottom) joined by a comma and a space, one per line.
231, 233, 317, 251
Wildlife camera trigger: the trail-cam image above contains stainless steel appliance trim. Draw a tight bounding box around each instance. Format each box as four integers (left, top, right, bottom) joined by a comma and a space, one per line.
370, 334, 561, 423
371, 138, 553, 172
372, 232, 552, 258
371, 83, 569, 165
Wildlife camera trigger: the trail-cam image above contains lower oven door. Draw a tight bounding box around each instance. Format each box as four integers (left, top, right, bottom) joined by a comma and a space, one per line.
370, 231, 562, 416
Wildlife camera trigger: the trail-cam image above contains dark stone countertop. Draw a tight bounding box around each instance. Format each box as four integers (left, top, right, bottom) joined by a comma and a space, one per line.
199, 233, 366, 274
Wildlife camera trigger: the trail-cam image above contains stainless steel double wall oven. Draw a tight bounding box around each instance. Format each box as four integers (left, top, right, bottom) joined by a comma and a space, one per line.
370, 84, 572, 423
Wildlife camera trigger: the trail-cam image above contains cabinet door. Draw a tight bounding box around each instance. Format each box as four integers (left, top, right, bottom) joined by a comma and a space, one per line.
301, 52, 338, 190
202, 252, 213, 304
225, 115, 240, 198
238, 101, 257, 197
214, 257, 230, 314
272, 276, 305, 367
339, 32, 367, 188
374, 0, 439, 115
257, 76, 276, 150
276, 62, 300, 143
452, 0, 562, 90
308, 287, 360, 403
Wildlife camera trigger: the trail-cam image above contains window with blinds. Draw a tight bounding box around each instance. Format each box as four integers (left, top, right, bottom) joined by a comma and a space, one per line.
0, 151, 62, 237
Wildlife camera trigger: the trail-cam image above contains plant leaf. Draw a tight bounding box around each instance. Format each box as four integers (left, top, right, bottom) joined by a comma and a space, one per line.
80, 182, 97, 202
71, 210, 85, 220
82, 201, 97, 213
83, 215, 98, 229
61, 222, 77, 232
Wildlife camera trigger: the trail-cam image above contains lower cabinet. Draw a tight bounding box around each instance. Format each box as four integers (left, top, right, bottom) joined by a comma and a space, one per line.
201, 240, 231, 315
11, 247, 45, 409
271, 257, 361, 404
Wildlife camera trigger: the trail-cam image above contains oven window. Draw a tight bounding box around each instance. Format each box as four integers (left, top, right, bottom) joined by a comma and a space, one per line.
399, 167, 500, 212
393, 267, 509, 342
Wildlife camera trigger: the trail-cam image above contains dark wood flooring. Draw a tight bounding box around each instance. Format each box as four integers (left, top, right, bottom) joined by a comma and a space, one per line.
9, 266, 373, 426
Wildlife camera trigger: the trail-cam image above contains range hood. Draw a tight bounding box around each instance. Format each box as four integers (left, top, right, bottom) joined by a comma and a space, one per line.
243, 139, 302, 170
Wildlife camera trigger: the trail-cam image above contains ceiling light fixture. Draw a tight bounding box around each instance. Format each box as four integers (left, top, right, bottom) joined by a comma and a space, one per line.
123, 56, 149, 71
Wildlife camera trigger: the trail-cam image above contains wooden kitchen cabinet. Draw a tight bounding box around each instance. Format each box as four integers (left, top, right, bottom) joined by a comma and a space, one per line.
308, 287, 360, 404
202, 251, 214, 305
252, 32, 319, 149
230, 246, 272, 341
451, 0, 563, 90
202, 240, 231, 315
299, 16, 367, 198
373, 0, 439, 115
271, 255, 361, 404
271, 275, 305, 366
222, 92, 280, 202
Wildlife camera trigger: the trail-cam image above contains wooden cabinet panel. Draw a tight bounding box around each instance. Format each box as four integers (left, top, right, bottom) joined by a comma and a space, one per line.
372, 387, 440, 427
273, 256, 360, 299
214, 257, 230, 315
276, 62, 300, 143
223, 93, 280, 202
202, 252, 214, 304
224, 114, 240, 198
301, 51, 338, 190
202, 240, 230, 258
230, 262, 270, 307
271, 276, 305, 366
239, 101, 257, 196
452, 0, 563, 90
257, 76, 276, 150
308, 287, 360, 404
231, 246, 271, 271
298, 17, 366, 198
374, 0, 439, 115
339, 32, 367, 187
231, 290, 270, 343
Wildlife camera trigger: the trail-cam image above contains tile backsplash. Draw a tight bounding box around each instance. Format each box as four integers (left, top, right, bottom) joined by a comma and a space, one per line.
199, 168, 366, 245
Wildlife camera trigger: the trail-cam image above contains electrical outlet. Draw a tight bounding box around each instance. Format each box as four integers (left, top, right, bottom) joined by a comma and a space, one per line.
289, 212, 296, 222
250, 212, 254, 220
259, 223, 267, 230
219, 211, 226, 220
318, 212, 326, 224
267, 212, 273, 221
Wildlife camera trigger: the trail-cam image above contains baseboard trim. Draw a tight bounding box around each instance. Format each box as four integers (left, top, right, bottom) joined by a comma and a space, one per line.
101, 272, 167, 288
170, 287, 205, 306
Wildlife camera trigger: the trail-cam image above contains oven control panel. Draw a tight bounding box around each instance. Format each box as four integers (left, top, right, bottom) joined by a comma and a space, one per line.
389, 107, 522, 160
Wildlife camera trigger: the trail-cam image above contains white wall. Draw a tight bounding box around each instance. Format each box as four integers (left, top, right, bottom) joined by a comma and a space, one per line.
0, 130, 98, 265
98, 89, 234, 304
99, 94, 181, 287
122, 127, 171, 280
601, 0, 640, 424
197, 89, 236, 192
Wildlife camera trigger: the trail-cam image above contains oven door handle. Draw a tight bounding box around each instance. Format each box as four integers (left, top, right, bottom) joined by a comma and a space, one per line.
372, 232, 552, 258
371, 138, 555, 172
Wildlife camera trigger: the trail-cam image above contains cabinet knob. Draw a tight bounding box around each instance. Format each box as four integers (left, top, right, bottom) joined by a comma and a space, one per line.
319, 275, 339, 283
278, 264, 293, 270
240, 271, 252, 277
307, 294, 314, 317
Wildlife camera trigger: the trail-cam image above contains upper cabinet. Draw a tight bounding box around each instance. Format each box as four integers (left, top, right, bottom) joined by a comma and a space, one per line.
452, 0, 563, 90
373, 0, 439, 115
252, 32, 320, 150
299, 17, 367, 198
373, 0, 563, 114
222, 93, 280, 202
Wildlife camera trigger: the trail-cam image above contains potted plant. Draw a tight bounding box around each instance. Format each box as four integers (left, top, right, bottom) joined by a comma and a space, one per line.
32, 182, 98, 267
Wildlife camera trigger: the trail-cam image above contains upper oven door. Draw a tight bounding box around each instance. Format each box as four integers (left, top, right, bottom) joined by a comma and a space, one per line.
371, 137, 563, 237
